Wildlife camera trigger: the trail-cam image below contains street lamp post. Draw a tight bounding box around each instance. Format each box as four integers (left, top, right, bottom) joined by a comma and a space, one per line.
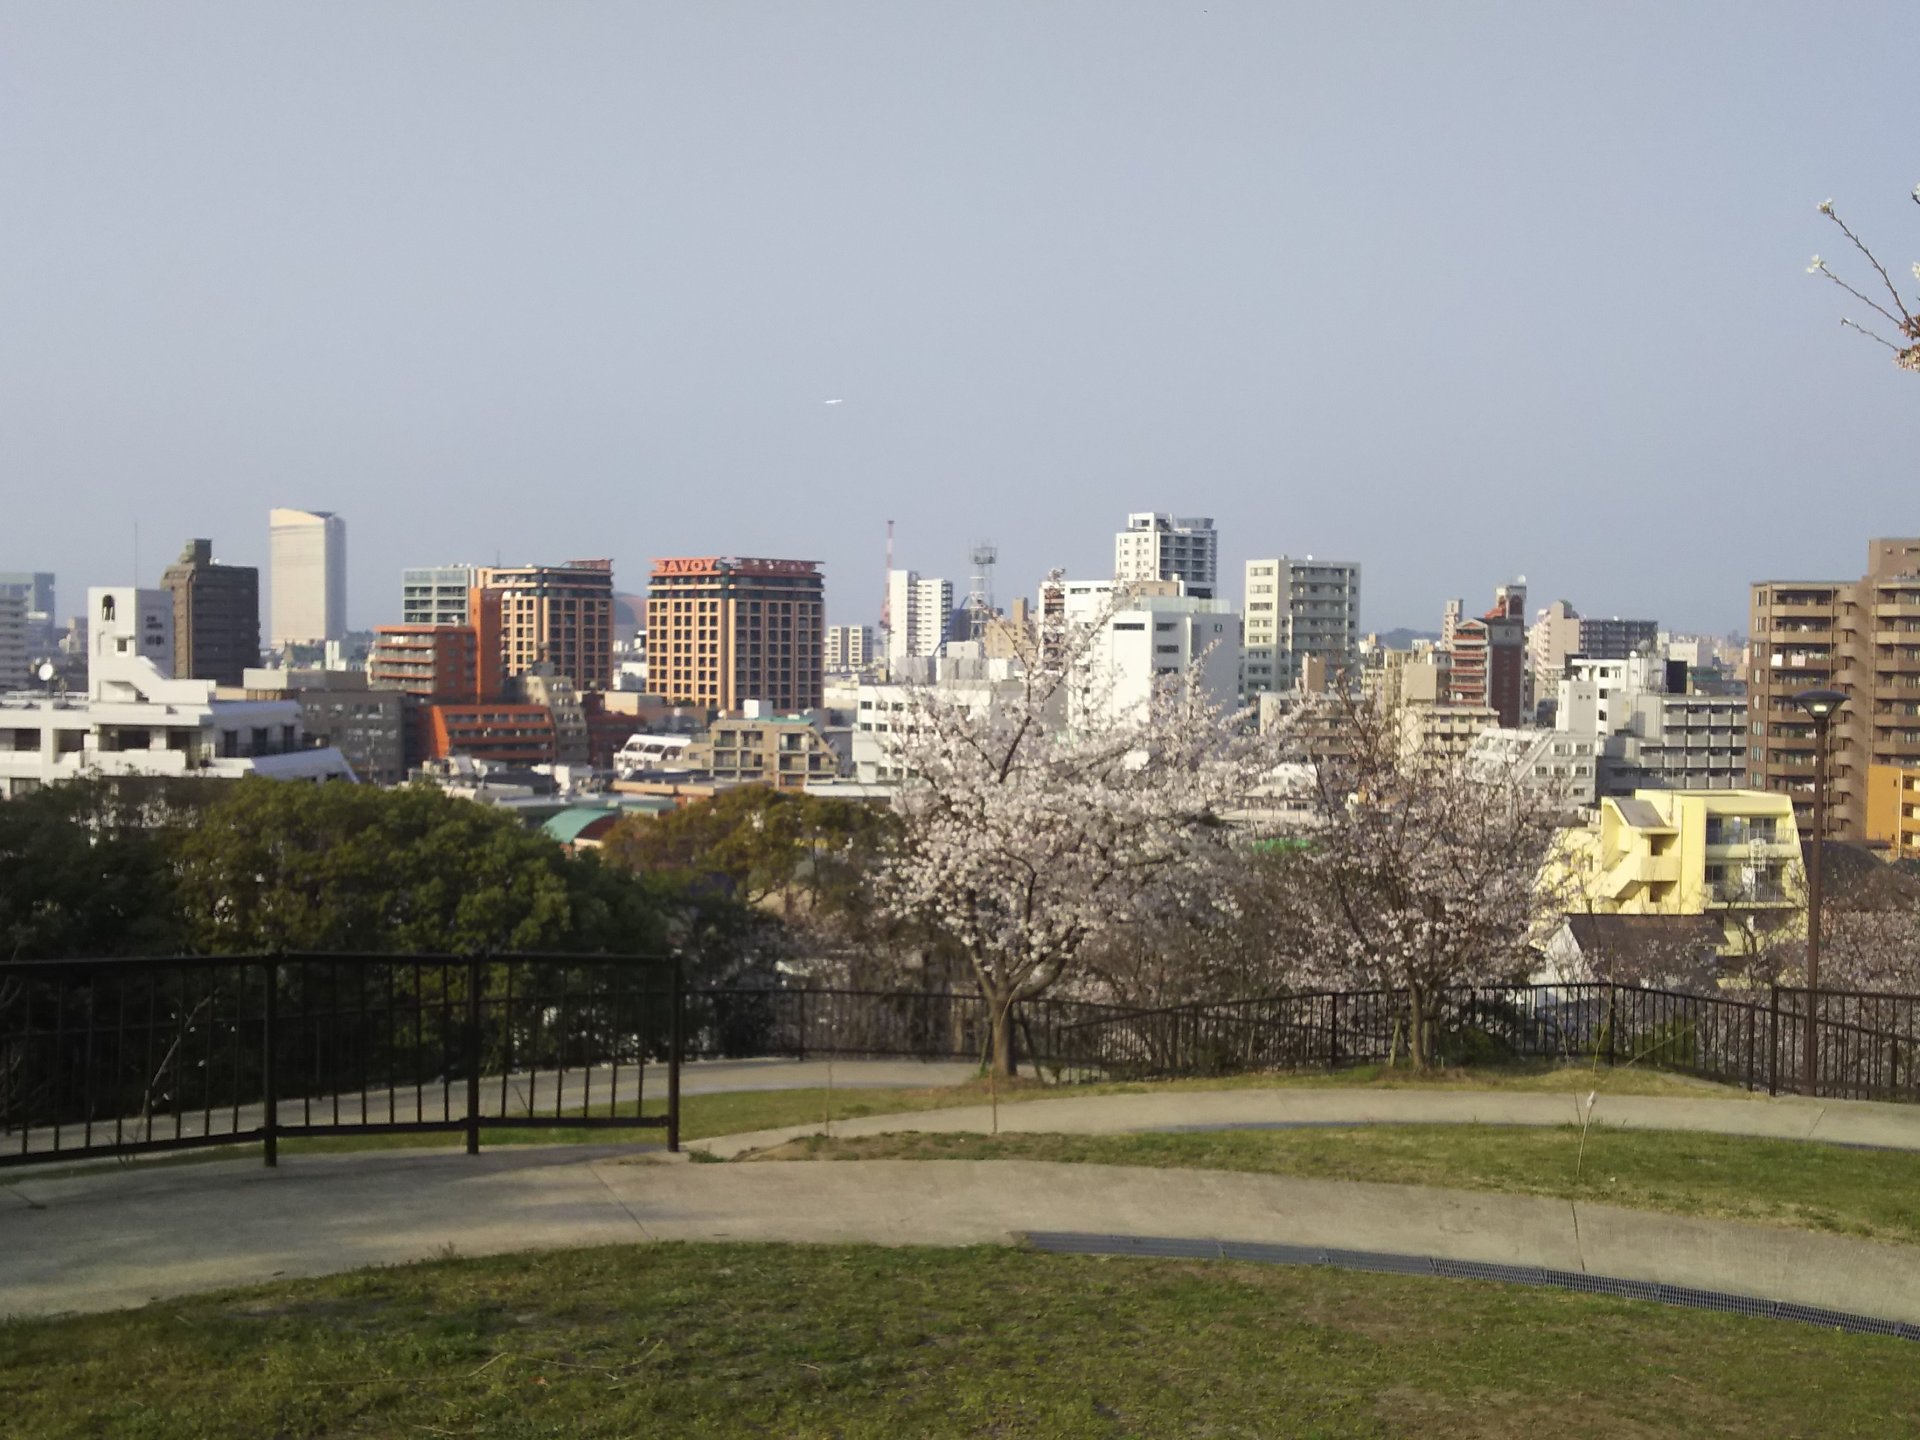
1793, 687, 1847, 1094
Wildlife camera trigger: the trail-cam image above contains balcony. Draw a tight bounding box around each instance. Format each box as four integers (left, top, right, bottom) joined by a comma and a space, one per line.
1599, 851, 1681, 899
1762, 599, 1840, 614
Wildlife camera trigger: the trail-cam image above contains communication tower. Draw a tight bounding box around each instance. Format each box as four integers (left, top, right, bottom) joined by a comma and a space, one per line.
965, 540, 997, 642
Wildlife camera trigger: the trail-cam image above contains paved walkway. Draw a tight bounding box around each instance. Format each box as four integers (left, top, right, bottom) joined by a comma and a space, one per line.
9, 1083, 1920, 1324
7, 1145, 1920, 1325
698, 1084, 1920, 1157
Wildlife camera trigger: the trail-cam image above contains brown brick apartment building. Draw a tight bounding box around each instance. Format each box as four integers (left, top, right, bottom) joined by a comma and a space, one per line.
646, 557, 824, 713
1749, 537, 1920, 839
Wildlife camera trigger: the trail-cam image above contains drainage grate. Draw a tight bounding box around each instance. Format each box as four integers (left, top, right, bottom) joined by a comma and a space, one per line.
1023, 1231, 1918, 1342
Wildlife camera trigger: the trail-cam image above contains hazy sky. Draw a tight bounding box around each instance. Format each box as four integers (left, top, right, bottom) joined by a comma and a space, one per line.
4, 3, 1917, 634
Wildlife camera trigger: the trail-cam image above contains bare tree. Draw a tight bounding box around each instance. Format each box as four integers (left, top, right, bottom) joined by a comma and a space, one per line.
1289, 695, 1565, 1068
874, 592, 1287, 1075
1807, 188, 1920, 373
1775, 851, 1920, 993
1077, 847, 1318, 1010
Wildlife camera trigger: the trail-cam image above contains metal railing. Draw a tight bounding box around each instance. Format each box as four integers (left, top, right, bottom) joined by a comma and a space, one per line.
10, 967, 1920, 1177
686, 981, 1920, 1104
1036, 983, 1804, 1096
688, 986, 1129, 1068
0, 952, 681, 1169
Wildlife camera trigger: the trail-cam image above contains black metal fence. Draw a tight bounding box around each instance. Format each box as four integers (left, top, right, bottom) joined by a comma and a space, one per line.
682, 980, 1920, 1103
10, 965, 1920, 1175
1031, 982, 1915, 1102
0, 952, 680, 1169
687, 986, 1130, 1068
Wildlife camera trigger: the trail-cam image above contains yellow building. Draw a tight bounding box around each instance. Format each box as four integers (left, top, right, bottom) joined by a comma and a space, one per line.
1866, 763, 1920, 858
1546, 788, 1802, 955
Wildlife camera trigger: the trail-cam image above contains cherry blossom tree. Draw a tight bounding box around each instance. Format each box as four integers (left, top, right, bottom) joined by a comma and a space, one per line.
1806, 188, 1920, 374
874, 591, 1284, 1075
1288, 695, 1566, 1068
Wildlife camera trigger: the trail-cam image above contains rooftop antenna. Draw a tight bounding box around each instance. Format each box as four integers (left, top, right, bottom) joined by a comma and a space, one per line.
966, 539, 997, 642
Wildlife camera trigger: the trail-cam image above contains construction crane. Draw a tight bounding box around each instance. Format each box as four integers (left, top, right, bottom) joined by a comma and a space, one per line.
878, 519, 895, 652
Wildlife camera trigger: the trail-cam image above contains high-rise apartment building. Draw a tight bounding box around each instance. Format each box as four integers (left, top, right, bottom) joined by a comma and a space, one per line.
1115, 513, 1217, 599
1243, 557, 1361, 695
1750, 537, 1920, 840
161, 539, 260, 688
269, 508, 347, 646
885, 570, 954, 663
1529, 600, 1584, 684
1442, 583, 1527, 728
647, 557, 825, 713
475, 560, 615, 692
402, 566, 477, 627
1578, 616, 1661, 660
0, 573, 55, 618
0, 595, 28, 690
825, 624, 876, 674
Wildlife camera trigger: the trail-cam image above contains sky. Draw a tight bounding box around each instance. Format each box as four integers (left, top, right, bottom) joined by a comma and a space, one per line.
3, 3, 1917, 636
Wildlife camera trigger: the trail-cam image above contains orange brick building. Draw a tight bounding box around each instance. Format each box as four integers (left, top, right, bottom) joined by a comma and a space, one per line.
371, 588, 508, 767
422, 703, 557, 766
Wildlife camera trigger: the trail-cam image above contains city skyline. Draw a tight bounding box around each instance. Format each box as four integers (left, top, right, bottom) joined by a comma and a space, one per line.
4, 6, 1918, 635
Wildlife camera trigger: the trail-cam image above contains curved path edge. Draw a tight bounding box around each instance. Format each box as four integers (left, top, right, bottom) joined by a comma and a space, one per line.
5, 1148, 1920, 1328
692, 1085, 1920, 1158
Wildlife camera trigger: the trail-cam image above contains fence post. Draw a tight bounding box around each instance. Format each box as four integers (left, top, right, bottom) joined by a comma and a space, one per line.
1768, 985, 1781, 1097
1604, 985, 1616, 1070
262, 957, 279, 1169
1329, 992, 1341, 1070
667, 957, 683, 1153
1745, 1003, 1756, 1093
796, 988, 807, 1062
464, 955, 483, 1157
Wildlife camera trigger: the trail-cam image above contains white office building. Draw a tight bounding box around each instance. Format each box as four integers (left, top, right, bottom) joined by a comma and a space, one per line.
270, 508, 348, 646
825, 624, 876, 674
1115, 513, 1218, 599
1243, 557, 1362, 696
886, 570, 954, 664
0, 587, 354, 797
1075, 591, 1242, 731
1557, 653, 1747, 795
850, 653, 1027, 785
401, 565, 476, 627
1465, 727, 1602, 808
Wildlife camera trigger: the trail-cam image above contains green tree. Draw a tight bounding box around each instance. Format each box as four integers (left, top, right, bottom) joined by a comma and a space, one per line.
0, 778, 205, 961
174, 779, 663, 955
601, 789, 891, 923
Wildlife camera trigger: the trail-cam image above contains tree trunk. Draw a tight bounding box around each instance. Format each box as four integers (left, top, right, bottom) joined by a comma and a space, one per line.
1407, 984, 1429, 1070
989, 996, 1018, 1078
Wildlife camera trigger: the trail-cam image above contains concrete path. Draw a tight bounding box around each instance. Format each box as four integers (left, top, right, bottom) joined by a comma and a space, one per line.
7, 1146, 1920, 1327
696, 1085, 1920, 1157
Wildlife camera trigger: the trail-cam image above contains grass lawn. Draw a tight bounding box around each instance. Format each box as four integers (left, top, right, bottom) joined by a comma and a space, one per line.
1, 1242, 1913, 1439
278, 1059, 1743, 1153
751, 1125, 1920, 1246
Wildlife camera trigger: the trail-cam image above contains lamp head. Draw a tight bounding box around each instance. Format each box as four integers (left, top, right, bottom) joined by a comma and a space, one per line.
1793, 687, 1848, 721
